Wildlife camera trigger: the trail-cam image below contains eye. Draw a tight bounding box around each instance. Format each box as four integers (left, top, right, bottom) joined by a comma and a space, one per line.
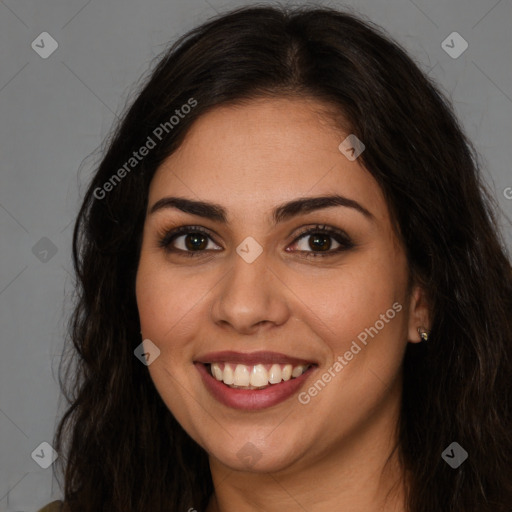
287, 224, 355, 258
157, 223, 354, 258
157, 225, 220, 257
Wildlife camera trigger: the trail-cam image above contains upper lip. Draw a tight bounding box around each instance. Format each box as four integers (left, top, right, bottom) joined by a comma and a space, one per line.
195, 351, 317, 366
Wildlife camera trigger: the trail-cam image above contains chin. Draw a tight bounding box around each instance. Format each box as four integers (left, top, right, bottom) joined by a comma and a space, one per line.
215, 446, 302, 474
203, 430, 308, 474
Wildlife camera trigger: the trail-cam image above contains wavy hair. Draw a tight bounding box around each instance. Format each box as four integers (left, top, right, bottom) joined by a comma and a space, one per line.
54, 4, 512, 511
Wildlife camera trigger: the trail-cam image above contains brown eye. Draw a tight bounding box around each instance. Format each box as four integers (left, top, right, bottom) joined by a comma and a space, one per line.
182, 232, 209, 251
288, 224, 355, 258
302, 233, 335, 252
158, 223, 355, 259
158, 226, 221, 257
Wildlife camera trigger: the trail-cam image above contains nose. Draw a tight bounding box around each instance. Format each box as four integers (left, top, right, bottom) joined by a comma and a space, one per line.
210, 251, 290, 335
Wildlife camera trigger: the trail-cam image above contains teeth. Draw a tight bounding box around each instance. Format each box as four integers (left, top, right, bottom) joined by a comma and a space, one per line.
268, 364, 282, 384
282, 364, 292, 381
291, 365, 304, 378
233, 364, 250, 387
209, 362, 309, 389
250, 364, 268, 387
212, 363, 223, 381
223, 364, 234, 385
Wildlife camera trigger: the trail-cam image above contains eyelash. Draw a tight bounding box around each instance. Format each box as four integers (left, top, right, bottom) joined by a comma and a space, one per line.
157, 224, 355, 259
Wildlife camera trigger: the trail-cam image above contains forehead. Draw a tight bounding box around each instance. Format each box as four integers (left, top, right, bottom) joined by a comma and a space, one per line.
148, 97, 388, 225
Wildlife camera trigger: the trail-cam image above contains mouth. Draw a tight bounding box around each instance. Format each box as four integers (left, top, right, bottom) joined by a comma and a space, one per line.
194, 351, 318, 410
206, 361, 312, 389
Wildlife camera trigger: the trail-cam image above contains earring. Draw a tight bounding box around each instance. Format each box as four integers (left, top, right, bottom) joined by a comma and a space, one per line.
417, 326, 429, 342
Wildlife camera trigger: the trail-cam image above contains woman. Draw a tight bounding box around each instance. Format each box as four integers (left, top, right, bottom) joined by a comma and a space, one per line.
40, 4, 512, 512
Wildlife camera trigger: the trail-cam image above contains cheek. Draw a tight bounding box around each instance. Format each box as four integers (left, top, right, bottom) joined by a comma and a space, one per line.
297, 262, 407, 435
136, 261, 166, 333
293, 253, 406, 355
135, 258, 201, 419
316, 252, 409, 406
135, 252, 214, 358
136, 251, 186, 327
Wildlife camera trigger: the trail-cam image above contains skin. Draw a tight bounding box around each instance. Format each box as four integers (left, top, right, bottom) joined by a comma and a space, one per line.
135, 96, 430, 512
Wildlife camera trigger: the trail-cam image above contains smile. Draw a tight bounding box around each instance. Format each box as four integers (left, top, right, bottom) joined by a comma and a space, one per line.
194, 351, 318, 410
208, 362, 311, 389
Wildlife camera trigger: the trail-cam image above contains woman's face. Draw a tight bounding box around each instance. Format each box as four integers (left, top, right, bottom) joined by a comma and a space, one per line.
135, 96, 427, 474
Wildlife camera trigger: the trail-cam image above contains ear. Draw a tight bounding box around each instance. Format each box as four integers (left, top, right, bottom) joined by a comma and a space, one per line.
407, 284, 431, 343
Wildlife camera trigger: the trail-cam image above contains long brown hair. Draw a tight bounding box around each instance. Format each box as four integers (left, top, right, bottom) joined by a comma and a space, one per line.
55, 5, 512, 511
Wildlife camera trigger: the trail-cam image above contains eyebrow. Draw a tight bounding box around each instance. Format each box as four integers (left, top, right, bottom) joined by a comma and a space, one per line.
148, 194, 374, 224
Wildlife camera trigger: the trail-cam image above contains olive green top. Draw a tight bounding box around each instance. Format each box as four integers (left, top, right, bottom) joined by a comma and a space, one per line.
37, 500, 64, 512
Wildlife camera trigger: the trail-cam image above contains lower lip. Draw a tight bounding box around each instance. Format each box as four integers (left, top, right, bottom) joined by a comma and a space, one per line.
195, 362, 316, 410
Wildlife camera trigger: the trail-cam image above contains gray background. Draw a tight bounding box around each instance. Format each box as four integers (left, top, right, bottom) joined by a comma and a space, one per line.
1, 0, 511, 510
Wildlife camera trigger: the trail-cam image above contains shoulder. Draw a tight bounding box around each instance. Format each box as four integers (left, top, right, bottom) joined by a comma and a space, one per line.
37, 500, 65, 512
